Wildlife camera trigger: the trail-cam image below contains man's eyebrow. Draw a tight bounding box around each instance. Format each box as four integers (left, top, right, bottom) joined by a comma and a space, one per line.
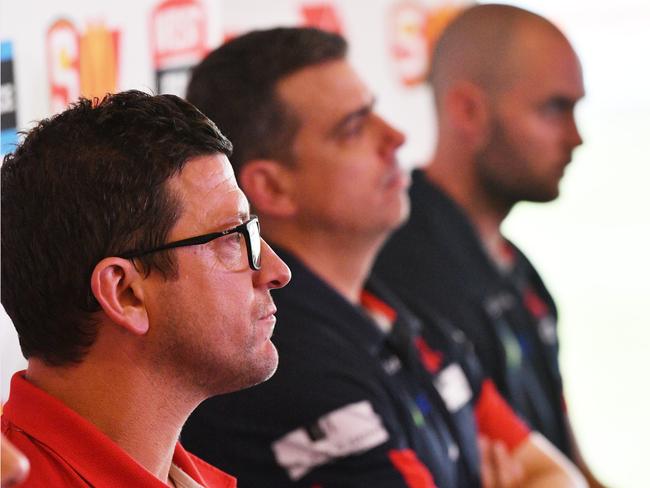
218, 207, 250, 230
547, 94, 580, 109
329, 97, 376, 137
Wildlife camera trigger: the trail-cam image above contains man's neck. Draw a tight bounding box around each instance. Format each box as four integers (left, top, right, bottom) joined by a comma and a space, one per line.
26, 351, 193, 483
267, 224, 386, 304
424, 152, 513, 262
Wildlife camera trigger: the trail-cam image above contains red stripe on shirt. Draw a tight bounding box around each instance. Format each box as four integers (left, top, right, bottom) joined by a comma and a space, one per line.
414, 336, 443, 374
523, 288, 549, 319
388, 449, 438, 488
474, 379, 530, 452
360, 290, 397, 323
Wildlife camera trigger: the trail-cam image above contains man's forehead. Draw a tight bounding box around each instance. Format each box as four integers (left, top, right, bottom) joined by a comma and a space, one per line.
276, 60, 372, 122
497, 35, 583, 103
170, 154, 250, 231
174, 153, 235, 187
511, 26, 580, 77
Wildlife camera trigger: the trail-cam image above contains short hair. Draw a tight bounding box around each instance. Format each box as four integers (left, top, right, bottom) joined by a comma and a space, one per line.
1, 90, 232, 365
186, 27, 347, 174
430, 4, 563, 104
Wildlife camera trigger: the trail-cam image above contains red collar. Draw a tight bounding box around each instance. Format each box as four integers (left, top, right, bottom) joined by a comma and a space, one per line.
2, 371, 235, 487
360, 290, 397, 333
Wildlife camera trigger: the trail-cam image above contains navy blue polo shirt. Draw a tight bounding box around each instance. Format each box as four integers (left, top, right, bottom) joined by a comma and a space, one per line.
182, 248, 484, 487
374, 170, 570, 457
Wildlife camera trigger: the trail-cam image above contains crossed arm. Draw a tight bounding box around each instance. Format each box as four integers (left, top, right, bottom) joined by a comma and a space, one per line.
475, 380, 587, 488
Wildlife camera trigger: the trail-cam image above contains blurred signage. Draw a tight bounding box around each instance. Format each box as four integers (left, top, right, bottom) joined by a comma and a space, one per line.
46, 19, 120, 114
388, 1, 462, 86
1, 40, 18, 156
151, 0, 208, 96
301, 3, 345, 35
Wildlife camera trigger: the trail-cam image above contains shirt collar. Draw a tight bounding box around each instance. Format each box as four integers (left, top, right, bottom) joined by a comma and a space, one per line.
2, 372, 216, 487
271, 247, 389, 356
271, 246, 424, 358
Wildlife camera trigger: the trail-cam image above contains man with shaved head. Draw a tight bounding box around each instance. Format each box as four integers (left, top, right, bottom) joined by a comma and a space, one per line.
375, 4, 605, 487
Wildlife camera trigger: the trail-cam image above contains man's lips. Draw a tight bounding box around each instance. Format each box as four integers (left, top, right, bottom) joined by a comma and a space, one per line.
258, 306, 278, 338
259, 307, 277, 321
383, 166, 410, 191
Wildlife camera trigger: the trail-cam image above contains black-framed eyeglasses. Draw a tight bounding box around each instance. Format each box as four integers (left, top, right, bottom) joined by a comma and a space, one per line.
118, 216, 261, 271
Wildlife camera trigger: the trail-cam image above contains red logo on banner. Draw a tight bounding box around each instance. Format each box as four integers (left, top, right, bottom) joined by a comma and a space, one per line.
47, 19, 120, 113
388, 1, 462, 87
47, 20, 80, 114
151, 0, 207, 69
150, 0, 208, 95
301, 3, 345, 35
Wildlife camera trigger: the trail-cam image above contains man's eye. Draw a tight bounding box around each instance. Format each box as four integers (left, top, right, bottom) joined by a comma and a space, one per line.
222, 233, 242, 248
210, 232, 240, 253
544, 102, 562, 114
214, 233, 244, 270
340, 121, 365, 139
541, 99, 572, 117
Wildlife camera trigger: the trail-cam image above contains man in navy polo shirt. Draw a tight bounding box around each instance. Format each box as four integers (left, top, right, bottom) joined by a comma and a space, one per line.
374, 5, 603, 487
181, 27, 585, 488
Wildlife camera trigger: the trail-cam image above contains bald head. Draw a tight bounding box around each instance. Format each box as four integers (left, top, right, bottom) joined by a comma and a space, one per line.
431, 4, 577, 106
426, 3, 584, 214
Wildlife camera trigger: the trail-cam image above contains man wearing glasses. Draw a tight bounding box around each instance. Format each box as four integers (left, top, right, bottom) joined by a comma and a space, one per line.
181, 28, 585, 487
1, 90, 290, 486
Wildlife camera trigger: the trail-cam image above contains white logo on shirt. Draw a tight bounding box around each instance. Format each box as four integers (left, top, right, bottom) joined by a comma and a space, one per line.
434, 363, 472, 413
272, 400, 389, 480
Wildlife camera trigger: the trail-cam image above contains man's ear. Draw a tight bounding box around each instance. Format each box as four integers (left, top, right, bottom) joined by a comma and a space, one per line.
446, 81, 490, 146
90, 257, 149, 335
238, 160, 297, 218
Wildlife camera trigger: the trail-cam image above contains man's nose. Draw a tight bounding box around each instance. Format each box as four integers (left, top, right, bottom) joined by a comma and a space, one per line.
376, 114, 406, 160
256, 240, 291, 289
567, 115, 583, 149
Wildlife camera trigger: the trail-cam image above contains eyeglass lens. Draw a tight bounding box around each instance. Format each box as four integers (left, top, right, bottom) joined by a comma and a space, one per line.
247, 218, 261, 270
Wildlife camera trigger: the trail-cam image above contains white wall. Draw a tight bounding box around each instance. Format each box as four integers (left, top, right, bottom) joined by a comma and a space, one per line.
1, 1, 648, 486
498, 2, 650, 487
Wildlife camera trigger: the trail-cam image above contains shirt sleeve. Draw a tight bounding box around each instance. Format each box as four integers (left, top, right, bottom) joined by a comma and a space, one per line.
473, 379, 531, 451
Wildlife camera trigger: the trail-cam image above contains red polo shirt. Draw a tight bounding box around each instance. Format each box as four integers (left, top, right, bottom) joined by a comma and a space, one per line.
2, 371, 236, 487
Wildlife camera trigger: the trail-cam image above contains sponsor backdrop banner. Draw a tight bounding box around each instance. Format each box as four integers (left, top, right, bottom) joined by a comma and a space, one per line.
151, 0, 209, 96
1, 1, 649, 486
1, 41, 17, 156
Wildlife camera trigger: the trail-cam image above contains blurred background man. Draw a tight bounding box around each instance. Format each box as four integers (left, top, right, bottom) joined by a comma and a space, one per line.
375, 4, 603, 487
182, 26, 585, 488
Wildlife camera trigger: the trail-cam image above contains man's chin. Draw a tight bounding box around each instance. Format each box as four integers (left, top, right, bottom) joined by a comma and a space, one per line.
252, 343, 280, 384
387, 193, 411, 228
525, 186, 561, 203
208, 344, 279, 396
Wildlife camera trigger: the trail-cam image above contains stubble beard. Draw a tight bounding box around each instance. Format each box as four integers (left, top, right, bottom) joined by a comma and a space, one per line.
475, 117, 561, 209
148, 298, 278, 400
